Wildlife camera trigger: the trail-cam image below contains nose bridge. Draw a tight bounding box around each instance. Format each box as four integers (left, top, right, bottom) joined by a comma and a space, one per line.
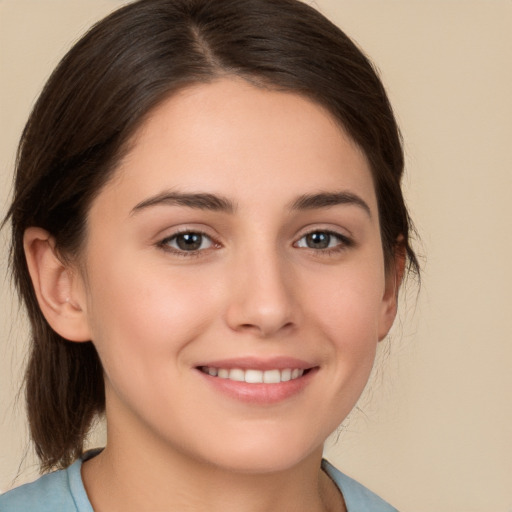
225, 236, 297, 336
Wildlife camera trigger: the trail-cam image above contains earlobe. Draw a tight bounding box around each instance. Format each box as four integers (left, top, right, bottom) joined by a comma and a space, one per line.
23, 227, 91, 342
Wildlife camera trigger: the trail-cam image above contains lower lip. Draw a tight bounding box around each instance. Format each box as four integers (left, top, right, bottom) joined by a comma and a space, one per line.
197, 368, 317, 405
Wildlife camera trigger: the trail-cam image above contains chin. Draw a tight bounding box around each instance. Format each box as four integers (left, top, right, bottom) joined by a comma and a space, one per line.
193, 429, 325, 475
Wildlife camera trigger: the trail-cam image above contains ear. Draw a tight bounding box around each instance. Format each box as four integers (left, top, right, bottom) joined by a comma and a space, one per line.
23, 227, 91, 342
378, 241, 406, 341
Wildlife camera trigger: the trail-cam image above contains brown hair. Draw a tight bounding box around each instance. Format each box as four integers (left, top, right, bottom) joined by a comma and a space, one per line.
4, 0, 419, 472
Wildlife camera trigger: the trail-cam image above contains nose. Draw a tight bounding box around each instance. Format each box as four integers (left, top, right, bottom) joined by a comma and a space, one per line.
224, 249, 299, 338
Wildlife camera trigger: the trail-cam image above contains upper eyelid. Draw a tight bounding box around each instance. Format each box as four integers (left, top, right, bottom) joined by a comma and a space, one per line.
160, 229, 217, 245
161, 227, 211, 238
295, 226, 352, 241
157, 225, 219, 242
299, 227, 348, 236
295, 229, 351, 244
159, 227, 349, 239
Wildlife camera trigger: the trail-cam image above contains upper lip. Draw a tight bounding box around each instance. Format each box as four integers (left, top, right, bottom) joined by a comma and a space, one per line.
195, 356, 315, 371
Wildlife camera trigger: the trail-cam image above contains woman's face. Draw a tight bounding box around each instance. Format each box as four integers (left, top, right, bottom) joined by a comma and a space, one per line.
77, 78, 398, 473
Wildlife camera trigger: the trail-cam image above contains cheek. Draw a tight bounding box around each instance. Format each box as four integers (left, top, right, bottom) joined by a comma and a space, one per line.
301, 259, 386, 396
83, 253, 218, 375
305, 263, 386, 342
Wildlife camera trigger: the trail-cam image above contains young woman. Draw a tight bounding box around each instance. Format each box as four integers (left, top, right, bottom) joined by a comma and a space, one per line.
1, 0, 418, 510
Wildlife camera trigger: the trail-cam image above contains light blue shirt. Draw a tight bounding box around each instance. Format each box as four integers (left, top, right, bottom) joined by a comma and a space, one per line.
0, 453, 398, 511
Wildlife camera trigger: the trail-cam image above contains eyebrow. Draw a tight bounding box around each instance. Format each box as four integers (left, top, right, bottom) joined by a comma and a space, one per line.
290, 191, 372, 217
130, 190, 371, 217
130, 191, 236, 215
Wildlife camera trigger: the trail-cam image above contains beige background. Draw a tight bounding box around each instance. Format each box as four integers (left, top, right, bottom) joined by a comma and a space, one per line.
1, 1, 511, 511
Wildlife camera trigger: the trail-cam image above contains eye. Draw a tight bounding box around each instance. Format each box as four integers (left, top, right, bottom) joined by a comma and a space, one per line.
295, 230, 350, 251
160, 231, 214, 252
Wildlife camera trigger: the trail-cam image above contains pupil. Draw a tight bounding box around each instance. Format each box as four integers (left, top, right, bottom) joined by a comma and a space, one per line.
307, 232, 329, 249
177, 233, 202, 251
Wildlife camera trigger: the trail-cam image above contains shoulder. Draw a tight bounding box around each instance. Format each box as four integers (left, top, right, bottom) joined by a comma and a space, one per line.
0, 469, 76, 512
0, 456, 93, 512
322, 459, 399, 512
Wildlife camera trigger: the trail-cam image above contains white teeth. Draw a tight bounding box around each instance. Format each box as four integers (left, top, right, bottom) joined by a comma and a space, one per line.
201, 367, 306, 383
263, 369, 281, 384
228, 368, 245, 382
281, 368, 292, 382
218, 369, 229, 379
245, 369, 263, 383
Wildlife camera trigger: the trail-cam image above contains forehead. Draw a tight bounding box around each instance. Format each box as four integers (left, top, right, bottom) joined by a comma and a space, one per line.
96, 78, 376, 216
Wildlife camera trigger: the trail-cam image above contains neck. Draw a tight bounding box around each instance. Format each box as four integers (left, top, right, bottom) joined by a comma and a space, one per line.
82, 429, 344, 512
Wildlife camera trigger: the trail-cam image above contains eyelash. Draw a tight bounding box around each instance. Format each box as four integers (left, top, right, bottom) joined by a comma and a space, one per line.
157, 229, 219, 257
294, 229, 353, 255
157, 229, 353, 257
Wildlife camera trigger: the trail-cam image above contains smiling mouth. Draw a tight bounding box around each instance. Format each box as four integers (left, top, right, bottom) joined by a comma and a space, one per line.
198, 367, 310, 384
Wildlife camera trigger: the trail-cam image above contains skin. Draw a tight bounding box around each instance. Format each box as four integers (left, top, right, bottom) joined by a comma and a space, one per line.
24, 78, 401, 512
